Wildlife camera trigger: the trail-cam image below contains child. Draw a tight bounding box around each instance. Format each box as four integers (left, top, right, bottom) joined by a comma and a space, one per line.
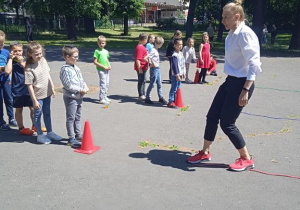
134, 33, 149, 100
262, 24, 268, 44
182, 38, 197, 83
146, 34, 155, 54
166, 30, 182, 82
145, 36, 168, 105
25, 42, 62, 144
0, 30, 17, 130
60, 45, 89, 148
207, 54, 217, 76
168, 38, 186, 108
93, 35, 111, 104
196, 32, 210, 84
5, 41, 34, 136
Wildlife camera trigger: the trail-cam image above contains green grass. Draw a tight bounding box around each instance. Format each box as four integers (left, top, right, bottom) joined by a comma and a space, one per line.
5, 26, 300, 56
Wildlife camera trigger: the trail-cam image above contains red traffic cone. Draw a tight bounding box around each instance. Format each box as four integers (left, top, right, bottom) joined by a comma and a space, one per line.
175, 88, 184, 108
194, 70, 199, 84
75, 121, 100, 155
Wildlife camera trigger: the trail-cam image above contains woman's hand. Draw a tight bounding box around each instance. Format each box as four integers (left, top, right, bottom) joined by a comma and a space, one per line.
239, 90, 249, 106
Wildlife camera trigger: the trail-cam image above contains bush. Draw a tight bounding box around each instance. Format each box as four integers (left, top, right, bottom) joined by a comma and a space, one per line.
156, 18, 178, 29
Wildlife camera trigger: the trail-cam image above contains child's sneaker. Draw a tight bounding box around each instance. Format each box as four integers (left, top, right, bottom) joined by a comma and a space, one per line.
99, 99, 109, 104
159, 98, 168, 105
75, 133, 83, 142
32, 126, 47, 132
228, 156, 254, 171
0, 123, 10, 131
185, 78, 194, 84
139, 95, 146, 100
68, 137, 81, 148
19, 127, 34, 136
47, 132, 62, 141
9, 119, 18, 127
145, 99, 154, 104
167, 102, 178, 109
187, 150, 211, 163
37, 134, 51, 144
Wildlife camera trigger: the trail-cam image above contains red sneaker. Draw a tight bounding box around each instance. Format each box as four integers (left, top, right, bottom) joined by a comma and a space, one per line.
19, 128, 34, 136
187, 150, 211, 163
229, 156, 254, 171
167, 102, 178, 109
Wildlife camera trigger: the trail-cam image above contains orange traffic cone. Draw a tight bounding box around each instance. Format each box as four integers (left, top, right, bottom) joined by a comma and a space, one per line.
175, 88, 184, 108
194, 70, 199, 84
75, 121, 100, 155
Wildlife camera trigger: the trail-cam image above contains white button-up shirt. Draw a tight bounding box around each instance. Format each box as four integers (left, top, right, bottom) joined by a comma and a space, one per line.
224, 21, 262, 81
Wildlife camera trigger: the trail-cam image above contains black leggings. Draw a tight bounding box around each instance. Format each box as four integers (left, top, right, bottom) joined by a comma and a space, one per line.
199, 68, 207, 82
204, 76, 254, 149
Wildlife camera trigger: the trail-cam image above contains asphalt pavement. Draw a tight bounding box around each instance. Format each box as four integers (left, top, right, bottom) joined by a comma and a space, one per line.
1, 46, 300, 209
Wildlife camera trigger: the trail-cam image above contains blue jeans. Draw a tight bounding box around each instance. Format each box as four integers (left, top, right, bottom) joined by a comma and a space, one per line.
0, 73, 14, 124
33, 96, 52, 135
136, 71, 147, 97
169, 75, 181, 103
146, 67, 163, 100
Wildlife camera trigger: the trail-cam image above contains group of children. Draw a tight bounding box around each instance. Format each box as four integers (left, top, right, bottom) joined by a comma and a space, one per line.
0, 31, 111, 147
1, 29, 216, 145
134, 30, 217, 108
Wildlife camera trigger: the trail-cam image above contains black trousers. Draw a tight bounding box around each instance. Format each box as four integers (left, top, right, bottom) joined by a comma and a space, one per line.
199, 68, 207, 82
204, 76, 254, 149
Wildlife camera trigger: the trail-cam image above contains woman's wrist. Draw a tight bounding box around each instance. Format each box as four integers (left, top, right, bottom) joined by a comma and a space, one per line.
242, 87, 250, 92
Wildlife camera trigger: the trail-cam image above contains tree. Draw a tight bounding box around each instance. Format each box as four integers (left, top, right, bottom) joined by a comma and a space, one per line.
252, 0, 267, 44
25, 0, 102, 38
185, 0, 198, 39
216, 0, 228, 42
289, 0, 300, 50
110, 0, 144, 36
4, 0, 26, 24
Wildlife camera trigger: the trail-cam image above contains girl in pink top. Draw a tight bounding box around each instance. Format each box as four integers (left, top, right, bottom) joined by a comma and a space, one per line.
196, 32, 210, 84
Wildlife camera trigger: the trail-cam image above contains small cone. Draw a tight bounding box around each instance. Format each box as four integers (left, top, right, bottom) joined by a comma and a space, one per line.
75, 121, 100, 155
194, 70, 200, 84
175, 88, 184, 108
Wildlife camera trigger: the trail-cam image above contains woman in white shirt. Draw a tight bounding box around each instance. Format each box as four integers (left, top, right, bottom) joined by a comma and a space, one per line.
187, 0, 262, 171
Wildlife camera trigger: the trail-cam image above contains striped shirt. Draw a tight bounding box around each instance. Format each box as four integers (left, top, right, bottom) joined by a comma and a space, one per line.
60, 64, 88, 98
25, 57, 53, 100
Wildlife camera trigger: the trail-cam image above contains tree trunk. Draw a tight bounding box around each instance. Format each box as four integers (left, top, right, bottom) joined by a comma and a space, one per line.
217, 0, 227, 42
185, 0, 198, 39
289, 0, 300, 50
123, 14, 129, 36
252, 0, 267, 44
84, 17, 95, 34
66, 16, 77, 40
14, 5, 20, 25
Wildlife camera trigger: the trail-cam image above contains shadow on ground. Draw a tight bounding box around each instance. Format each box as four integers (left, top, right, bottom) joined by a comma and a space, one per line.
0, 129, 68, 146
129, 149, 195, 171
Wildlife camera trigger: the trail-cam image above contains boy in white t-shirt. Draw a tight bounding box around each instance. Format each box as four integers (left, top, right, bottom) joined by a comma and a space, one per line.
145, 36, 167, 105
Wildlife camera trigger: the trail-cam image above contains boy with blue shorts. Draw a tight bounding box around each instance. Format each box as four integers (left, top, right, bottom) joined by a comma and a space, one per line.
5, 41, 34, 135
